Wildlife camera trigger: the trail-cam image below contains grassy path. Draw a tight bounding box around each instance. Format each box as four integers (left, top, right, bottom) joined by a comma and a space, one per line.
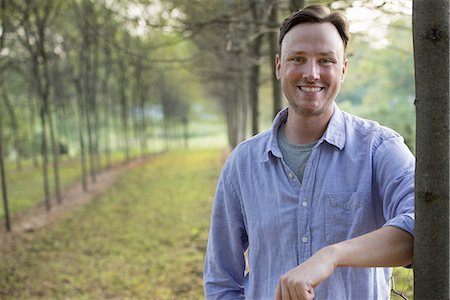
0, 150, 222, 299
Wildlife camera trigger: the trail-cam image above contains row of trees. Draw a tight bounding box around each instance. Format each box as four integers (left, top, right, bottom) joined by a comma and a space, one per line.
0, 0, 194, 230
0, 0, 417, 231
162, 0, 415, 148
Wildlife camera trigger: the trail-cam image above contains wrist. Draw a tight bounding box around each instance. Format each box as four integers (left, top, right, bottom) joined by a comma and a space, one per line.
321, 243, 345, 269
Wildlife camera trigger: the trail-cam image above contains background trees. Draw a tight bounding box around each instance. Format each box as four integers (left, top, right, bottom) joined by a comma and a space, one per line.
1, 0, 416, 225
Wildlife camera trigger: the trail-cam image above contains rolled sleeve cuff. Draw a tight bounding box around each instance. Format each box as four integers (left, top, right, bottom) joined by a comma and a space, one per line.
383, 212, 414, 237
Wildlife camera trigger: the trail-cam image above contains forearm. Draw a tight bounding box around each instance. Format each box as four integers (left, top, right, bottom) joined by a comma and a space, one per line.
327, 226, 413, 268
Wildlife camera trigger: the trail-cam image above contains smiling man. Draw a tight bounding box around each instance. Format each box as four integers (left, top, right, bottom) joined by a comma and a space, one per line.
204, 5, 415, 300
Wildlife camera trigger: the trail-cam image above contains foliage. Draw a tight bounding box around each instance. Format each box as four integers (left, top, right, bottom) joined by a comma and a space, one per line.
337, 14, 415, 152
0, 150, 222, 299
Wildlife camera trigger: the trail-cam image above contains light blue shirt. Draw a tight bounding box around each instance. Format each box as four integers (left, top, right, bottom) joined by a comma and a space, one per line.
204, 105, 415, 300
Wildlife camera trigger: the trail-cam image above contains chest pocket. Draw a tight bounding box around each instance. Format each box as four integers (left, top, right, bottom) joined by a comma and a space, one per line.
325, 192, 371, 244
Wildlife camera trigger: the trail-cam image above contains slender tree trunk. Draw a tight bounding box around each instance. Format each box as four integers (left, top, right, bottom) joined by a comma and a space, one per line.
249, 1, 264, 135
236, 68, 247, 143
1, 89, 22, 171
75, 79, 88, 192
85, 56, 96, 183
48, 109, 62, 203
0, 112, 10, 231
413, 0, 450, 298
39, 29, 62, 204
27, 91, 39, 168
268, 0, 282, 117
119, 60, 130, 162
0, 0, 11, 231
39, 103, 51, 211
91, 32, 101, 174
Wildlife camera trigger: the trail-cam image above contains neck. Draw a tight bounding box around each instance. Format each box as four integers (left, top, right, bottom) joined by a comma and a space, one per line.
284, 106, 334, 145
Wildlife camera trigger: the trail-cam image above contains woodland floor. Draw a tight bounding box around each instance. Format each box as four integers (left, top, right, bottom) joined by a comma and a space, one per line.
0, 154, 157, 246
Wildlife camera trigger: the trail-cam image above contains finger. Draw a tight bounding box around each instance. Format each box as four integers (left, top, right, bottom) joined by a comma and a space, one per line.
281, 281, 292, 300
305, 283, 315, 300
292, 282, 312, 300
275, 282, 282, 300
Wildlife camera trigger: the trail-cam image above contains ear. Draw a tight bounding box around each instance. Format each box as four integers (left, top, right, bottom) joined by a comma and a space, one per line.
275, 54, 281, 80
341, 58, 348, 83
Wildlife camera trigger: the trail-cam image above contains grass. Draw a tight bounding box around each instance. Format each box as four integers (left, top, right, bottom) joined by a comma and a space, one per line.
0, 149, 158, 219
0, 149, 222, 299
0, 149, 413, 299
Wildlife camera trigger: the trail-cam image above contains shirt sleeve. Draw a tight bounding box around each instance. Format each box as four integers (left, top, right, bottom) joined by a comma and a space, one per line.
204, 158, 249, 299
373, 136, 415, 236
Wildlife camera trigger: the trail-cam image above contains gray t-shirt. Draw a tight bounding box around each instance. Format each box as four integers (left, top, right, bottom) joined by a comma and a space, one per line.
278, 124, 317, 182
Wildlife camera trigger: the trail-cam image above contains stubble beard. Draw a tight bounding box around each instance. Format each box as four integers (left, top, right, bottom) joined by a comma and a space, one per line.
288, 96, 334, 117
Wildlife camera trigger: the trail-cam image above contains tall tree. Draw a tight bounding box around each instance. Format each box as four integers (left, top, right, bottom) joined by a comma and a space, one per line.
15, 0, 63, 209
0, 0, 11, 231
268, 0, 282, 118
248, 0, 264, 135
413, 0, 450, 298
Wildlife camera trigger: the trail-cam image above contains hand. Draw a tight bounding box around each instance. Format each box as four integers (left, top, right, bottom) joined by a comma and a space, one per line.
274, 247, 337, 300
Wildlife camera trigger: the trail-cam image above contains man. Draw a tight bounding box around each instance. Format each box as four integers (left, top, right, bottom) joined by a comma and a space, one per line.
204, 5, 414, 300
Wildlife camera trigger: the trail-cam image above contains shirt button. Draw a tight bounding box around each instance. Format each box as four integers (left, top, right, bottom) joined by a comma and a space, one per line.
301, 201, 308, 207
302, 236, 308, 243
288, 172, 294, 179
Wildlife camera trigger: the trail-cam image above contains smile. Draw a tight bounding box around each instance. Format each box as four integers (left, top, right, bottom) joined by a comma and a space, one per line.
299, 86, 323, 93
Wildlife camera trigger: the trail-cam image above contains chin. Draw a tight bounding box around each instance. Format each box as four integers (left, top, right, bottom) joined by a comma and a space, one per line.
290, 101, 333, 117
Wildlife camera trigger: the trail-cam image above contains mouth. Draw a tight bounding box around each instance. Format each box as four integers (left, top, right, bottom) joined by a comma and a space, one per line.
299, 86, 324, 93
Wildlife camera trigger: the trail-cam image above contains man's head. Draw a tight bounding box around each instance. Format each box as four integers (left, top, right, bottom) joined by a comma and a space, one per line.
279, 5, 350, 56
276, 5, 350, 118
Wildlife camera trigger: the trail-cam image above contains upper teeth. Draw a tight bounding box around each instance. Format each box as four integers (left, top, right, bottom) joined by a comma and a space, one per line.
301, 87, 322, 92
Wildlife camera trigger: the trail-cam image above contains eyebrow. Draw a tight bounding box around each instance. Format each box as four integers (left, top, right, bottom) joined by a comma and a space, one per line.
286, 50, 338, 57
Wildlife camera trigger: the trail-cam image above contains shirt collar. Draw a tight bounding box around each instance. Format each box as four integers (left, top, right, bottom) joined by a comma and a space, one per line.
321, 104, 346, 150
261, 104, 346, 162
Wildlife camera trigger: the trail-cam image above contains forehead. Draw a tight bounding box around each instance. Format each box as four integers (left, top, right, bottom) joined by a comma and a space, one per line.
281, 22, 345, 57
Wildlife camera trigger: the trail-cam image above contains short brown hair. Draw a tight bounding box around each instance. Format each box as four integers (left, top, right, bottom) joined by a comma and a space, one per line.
279, 5, 350, 52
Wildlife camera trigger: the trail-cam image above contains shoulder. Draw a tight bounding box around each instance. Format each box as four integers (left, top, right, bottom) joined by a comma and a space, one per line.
341, 110, 402, 150
223, 129, 272, 172
228, 129, 271, 162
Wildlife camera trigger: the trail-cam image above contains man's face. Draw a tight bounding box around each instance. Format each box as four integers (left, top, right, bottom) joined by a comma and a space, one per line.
276, 22, 348, 117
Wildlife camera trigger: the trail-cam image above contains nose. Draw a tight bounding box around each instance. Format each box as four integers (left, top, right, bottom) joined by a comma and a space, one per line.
303, 61, 320, 82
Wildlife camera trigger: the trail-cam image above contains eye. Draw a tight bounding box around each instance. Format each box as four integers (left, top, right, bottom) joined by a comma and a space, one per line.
319, 58, 334, 64
290, 56, 305, 63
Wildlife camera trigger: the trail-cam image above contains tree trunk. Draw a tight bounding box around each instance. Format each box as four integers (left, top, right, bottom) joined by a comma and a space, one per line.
249, 1, 263, 135
268, 0, 282, 118
1, 89, 22, 171
119, 60, 130, 162
75, 79, 88, 192
48, 108, 62, 204
39, 22, 62, 204
39, 100, 51, 211
0, 0, 11, 231
413, 0, 450, 298
0, 111, 10, 231
27, 90, 39, 168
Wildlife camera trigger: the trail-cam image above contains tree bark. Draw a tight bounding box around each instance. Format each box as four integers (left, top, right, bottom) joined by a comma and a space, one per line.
413, 0, 450, 298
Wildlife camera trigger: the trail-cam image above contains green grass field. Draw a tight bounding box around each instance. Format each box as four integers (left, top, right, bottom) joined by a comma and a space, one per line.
0, 150, 222, 299
0, 149, 413, 299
